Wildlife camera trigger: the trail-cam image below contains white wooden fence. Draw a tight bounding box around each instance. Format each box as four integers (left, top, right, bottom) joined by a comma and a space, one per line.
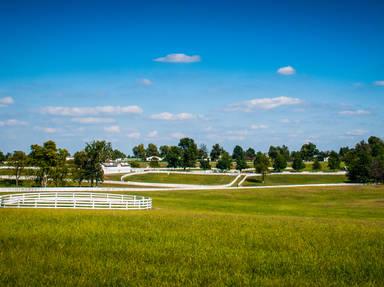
0, 192, 152, 210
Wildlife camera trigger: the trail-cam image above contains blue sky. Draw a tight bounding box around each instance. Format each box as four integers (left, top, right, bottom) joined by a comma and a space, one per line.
0, 0, 383, 154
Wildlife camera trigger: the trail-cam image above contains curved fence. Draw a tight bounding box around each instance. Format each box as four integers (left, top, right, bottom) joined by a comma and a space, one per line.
0, 192, 152, 210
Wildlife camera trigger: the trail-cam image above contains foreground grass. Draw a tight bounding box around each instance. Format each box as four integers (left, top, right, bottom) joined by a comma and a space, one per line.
123, 172, 235, 185
1, 186, 383, 286
243, 174, 348, 186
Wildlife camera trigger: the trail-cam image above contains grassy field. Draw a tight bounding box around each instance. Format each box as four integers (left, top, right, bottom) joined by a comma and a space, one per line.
1, 185, 384, 286
123, 172, 236, 185
243, 174, 348, 186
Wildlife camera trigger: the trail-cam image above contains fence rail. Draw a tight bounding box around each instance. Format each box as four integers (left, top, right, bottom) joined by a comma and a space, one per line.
0, 192, 152, 210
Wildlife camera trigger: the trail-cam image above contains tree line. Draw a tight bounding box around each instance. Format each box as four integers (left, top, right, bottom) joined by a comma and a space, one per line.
1, 136, 383, 185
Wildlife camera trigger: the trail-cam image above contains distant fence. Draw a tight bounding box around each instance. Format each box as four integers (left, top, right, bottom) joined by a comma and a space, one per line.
0, 192, 152, 210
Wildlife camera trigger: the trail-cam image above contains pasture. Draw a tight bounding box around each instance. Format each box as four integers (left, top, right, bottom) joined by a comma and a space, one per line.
243, 174, 348, 186
1, 185, 383, 286
122, 172, 236, 185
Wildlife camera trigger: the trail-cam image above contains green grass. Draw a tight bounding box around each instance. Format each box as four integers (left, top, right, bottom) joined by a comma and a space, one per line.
1, 185, 384, 286
123, 172, 235, 185
243, 174, 348, 186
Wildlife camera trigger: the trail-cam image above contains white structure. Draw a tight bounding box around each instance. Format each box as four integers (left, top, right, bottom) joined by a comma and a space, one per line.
0, 192, 152, 210
146, 156, 163, 161
102, 159, 132, 174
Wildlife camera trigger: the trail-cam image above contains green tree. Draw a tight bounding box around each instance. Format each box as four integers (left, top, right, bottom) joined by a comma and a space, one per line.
51, 148, 69, 186
178, 138, 198, 169
216, 151, 232, 171
328, 151, 341, 170
245, 147, 256, 161
29, 140, 59, 187
165, 146, 182, 168
232, 145, 244, 161
146, 143, 159, 157
132, 144, 146, 160
344, 141, 372, 183
84, 140, 112, 186
292, 153, 305, 171
273, 154, 287, 172
199, 159, 211, 170
111, 149, 126, 160
0, 150, 5, 163
300, 142, 319, 161
8, 151, 28, 186
198, 144, 209, 159
159, 145, 170, 158
73, 150, 88, 186
210, 144, 223, 161
268, 145, 290, 161
312, 158, 322, 171
254, 152, 269, 183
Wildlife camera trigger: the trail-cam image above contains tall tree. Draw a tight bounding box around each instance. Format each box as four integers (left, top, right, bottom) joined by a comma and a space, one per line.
300, 142, 319, 161
51, 148, 69, 186
199, 158, 211, 170
111, 149, 126, 160
210, 144, 223, 161
328, 151, 341, 170
216, 151, 232, 171
146, 143, 159, 157
273, 153, 287, 172
232, 145, 244, 161
268, 145, 290, 161
84, 140, 112, 186
178, 138, 198, 169
73, 150, 88, 186
292, 153, 305, 171
132, 144, 146, 160
0, 150, 5, 163
245, 148, 256, 161
198, 144, 209, 159
254, 152, 269, 183
159, 145, 170, 158
312, 158, 322, 171
8, 151, 28, 186
29, 140, 59, 187
165, 146, 182, 168
344, 141, 373, 183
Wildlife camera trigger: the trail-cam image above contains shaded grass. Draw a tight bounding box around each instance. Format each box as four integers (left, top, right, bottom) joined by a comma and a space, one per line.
123, 173, 235, 185
243, 174, 348, 186
1, 185, 384, 286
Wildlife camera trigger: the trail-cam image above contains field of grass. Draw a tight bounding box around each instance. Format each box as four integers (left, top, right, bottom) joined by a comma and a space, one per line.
123, 172, 236, 185
243, 174, 348, 186
1, 185, 384, 286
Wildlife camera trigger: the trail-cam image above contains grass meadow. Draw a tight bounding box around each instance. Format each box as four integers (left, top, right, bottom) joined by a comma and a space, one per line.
243, 174, 348, 186
123, 173, 236, 185
1, 185, 384, 286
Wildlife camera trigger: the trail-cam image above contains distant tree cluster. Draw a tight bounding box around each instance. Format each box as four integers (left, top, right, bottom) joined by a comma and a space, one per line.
1, 136, 384, 186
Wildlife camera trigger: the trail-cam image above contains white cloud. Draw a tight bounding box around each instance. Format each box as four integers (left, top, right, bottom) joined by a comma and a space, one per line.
0, 119, 28, 127
373, 80, 384, 86
147, 130, 159, 138
154, 53, 201, 63
0, 96, 14, 107
127, 131, 141, 139
277, 66, 296, 75
229, 96, 302, 112
138, 78, 153, 86
250, 124, 268, 129
170, 132, 186, 139
42, 127, 57, 134
42, 105, 143, 116
345, 129, 367, 137
150, 112, 194, 121
226, 130, 248, 140
339, 109, 370, 116
71, 117, 115, 124
104, 125, 120, 133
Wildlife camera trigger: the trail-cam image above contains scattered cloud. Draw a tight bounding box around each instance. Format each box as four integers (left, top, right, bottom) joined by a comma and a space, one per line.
127, 131, 141, 139
0, 96, 14, 107
138, 78, 153, 86
154, 53, 201, 63
339, 109, 370, 116
104, 125, 120, 133
226, 130, 248, 140
229, 96, 302, 112
71, 117, 115, 124
0, 119, 28, 127
345, 129, 367, 137
150, 112, 194, 121
250, 124, 268, 129
147, 130, 159, 138
277, 66, 296, 75
373, 80, 384, 86
42, 127, 57, 134
42, 105, 143, 116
